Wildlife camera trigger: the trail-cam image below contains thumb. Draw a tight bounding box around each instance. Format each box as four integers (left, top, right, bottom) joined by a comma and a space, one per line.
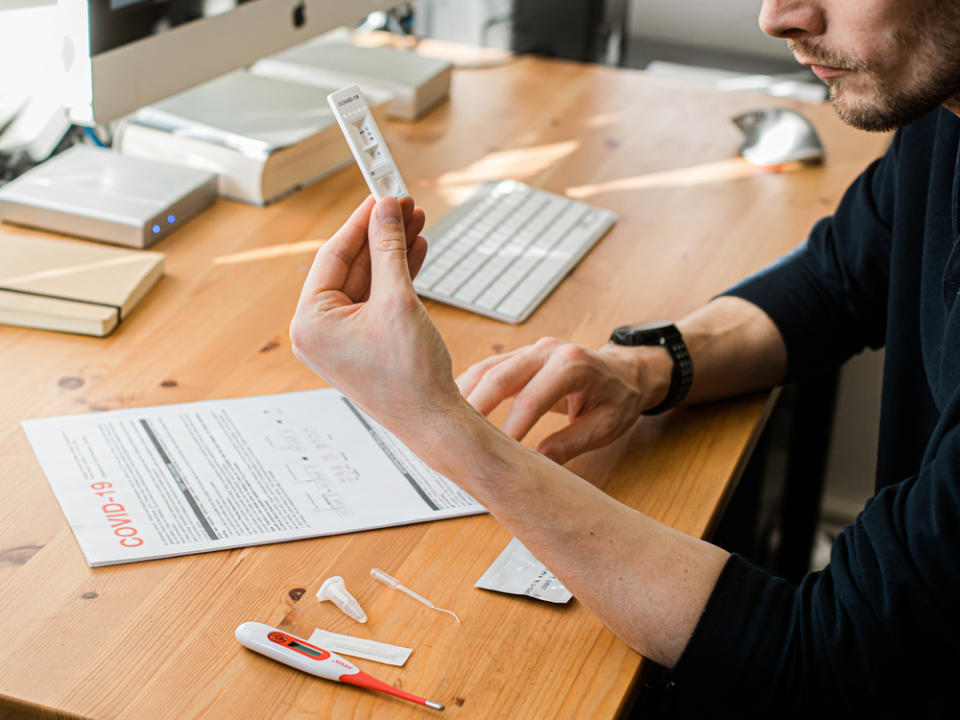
368, 197, 414, 298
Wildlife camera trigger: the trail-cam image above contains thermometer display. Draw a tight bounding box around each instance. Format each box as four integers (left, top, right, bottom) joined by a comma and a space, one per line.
268, 632, 330, 660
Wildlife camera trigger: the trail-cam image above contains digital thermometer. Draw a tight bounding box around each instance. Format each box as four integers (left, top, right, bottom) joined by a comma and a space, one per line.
327, 84, 410, 201
235, 621, 444, 711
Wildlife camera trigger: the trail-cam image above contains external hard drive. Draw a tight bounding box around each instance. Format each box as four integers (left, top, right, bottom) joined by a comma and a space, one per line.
0, 145, 217, 248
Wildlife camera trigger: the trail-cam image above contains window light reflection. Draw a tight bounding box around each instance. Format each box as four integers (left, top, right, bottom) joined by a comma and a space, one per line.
565, 158, 797, 200
213, 238, 325, 265
425, 140, 580, 206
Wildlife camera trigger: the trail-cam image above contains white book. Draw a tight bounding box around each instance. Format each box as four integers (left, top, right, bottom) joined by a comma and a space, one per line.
252, 37, 452, 121
118, 71, 389, 205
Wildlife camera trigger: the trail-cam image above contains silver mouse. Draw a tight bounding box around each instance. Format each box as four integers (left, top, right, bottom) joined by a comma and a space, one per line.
732, 107, 825, 166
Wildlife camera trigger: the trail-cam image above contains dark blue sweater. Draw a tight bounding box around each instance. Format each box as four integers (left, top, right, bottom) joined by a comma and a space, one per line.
671, 108, 960, 716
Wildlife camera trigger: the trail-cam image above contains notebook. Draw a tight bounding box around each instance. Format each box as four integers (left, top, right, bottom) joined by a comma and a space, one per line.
0, 231, 164, 336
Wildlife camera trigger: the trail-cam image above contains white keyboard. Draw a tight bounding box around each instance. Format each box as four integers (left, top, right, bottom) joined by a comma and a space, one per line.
413, 180, 616, 323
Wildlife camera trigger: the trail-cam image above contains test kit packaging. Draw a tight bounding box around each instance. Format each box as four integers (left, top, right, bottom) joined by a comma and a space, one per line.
475, 537, 573, 603
309, 628, 412, 667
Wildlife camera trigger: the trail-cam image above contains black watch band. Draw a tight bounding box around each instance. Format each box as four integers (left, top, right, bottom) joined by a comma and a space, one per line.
609, 321, 693, 415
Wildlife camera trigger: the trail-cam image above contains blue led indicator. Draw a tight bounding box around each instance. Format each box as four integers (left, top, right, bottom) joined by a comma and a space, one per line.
152, 224, 161, 234
167, 214, 176, 224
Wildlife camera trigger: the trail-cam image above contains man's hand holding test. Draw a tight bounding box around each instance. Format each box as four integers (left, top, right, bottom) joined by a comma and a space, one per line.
290, 195, 451, 423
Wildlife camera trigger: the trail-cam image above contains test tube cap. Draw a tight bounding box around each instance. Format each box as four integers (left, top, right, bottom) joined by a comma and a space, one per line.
316, 576, 368, 623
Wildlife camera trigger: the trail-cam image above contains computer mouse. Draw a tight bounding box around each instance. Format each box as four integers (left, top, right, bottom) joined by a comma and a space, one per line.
732, 107, 825, 167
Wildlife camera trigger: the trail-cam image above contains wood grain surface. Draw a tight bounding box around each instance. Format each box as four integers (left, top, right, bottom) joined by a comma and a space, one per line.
0, 53, 890, 720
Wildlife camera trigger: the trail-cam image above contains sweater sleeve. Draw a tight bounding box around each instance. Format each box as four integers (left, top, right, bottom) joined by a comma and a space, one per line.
669, 418, 960, 716
722, 131, 900, 382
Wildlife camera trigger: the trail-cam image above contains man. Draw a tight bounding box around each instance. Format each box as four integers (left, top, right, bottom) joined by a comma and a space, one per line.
289, 1, 960, 715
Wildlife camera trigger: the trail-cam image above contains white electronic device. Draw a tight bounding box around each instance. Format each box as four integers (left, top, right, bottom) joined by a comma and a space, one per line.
0, 145, 217, 248
235, 621, 443, 711
58, 0, 397, 125
413, 180, 617, 324
327, 84, 409, 201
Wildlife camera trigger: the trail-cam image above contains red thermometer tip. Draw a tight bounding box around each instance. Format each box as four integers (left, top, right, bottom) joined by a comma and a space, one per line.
341, 670, 444, 711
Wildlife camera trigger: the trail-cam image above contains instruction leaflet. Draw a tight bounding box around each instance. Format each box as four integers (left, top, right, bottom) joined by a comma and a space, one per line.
21, 389, 485, 566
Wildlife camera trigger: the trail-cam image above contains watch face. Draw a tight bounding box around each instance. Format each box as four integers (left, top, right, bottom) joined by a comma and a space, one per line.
610, 321, 679, 347
616, 321, 673, 334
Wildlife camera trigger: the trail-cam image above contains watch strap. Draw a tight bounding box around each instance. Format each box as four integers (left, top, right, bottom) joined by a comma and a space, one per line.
642, 327, 692, 415
609, 322, 692, 415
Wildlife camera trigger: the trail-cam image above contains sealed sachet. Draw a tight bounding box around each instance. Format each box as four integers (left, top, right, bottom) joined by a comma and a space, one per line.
475, 537, 573, 604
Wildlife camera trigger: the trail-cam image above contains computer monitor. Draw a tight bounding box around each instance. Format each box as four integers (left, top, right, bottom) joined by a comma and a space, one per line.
59, 0, 397, 125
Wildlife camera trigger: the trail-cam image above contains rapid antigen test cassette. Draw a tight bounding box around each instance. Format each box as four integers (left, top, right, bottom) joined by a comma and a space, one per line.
327, 84, 409, 201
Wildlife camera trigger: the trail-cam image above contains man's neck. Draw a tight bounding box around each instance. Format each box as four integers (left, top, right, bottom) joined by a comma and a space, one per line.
943, 96, 960, 119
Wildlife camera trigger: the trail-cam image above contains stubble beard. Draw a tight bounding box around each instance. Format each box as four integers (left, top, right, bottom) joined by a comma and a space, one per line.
789, 11, 960, 133
826, 63, 960, 133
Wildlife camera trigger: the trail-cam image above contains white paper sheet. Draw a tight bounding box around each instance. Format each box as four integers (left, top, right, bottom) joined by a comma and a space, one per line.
21, 389, 485, 566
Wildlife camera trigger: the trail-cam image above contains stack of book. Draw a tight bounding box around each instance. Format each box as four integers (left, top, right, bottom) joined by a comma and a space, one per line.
117, 70, 389, 206
252, 34, 453, 121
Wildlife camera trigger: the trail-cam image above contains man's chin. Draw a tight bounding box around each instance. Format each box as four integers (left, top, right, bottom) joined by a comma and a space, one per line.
830, 102, 900, 132
828, 90, 913, 132
828, 81, 957, 132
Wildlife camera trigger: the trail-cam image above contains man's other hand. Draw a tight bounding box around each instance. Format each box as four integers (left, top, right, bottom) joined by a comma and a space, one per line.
456, 339, 670, 465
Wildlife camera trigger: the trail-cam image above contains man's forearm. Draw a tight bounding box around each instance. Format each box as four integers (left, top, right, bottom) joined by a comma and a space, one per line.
395, 404, 730, 668
677, 295, 788, 405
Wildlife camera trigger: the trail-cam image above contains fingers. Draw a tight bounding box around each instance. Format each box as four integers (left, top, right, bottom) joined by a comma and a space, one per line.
303, 197, 375, 297
461, 340, 585, 442
404, 200, 426, 248
342, 198, 426, 300
459, 340, 603, 446
400, 195, 414, 222
456, 337, 561, 408
408, 235, 428, 280
536, 407, 623, 465
291, 199, 375, 361
407, 210, 426, 252
369, 197, 416, 299
463, 349, 548, 418
501, 351, 586, 441
455, 350, 519, 398
341, 251, 373, 303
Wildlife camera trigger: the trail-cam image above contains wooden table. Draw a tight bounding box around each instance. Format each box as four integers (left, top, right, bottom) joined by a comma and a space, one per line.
0, 54, 889, 719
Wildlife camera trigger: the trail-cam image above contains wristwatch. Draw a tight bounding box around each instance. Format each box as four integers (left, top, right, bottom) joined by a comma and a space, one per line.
609, 321, 693, 415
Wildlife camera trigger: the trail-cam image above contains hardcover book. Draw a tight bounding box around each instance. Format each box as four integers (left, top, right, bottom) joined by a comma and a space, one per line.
0, 231, 163, 336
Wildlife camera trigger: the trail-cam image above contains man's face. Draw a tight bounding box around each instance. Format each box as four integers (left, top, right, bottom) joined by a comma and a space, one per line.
759, 0, 960, 131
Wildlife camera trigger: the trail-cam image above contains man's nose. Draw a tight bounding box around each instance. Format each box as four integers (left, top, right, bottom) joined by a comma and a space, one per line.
759, 0, 826, 39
